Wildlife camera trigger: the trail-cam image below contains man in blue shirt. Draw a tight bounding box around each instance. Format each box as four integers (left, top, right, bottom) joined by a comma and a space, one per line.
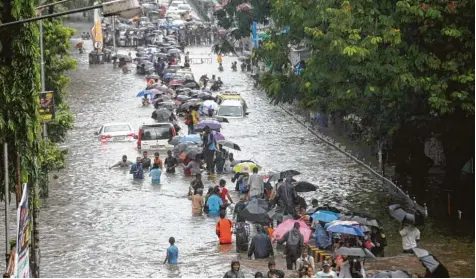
206, 186, 223, 216
164, 237, 178, 264
150, 163, 161, 183
129, 157, 144, 179
202, 126, 216, 174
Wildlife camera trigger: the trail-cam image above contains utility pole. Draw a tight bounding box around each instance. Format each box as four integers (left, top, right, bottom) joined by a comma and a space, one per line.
3, 143, 9, 269
112, 16, 117, 54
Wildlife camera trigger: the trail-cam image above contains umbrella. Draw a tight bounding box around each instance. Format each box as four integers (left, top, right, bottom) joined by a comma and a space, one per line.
412, 248, 449, 276
173, 142, 198, 154
272, 219, 312, 243
178, 134, 202, 144
233, 162, 260, 173
151, 108, 172, 121
311, 210, 341, 223
231, 159, 256, 168
372, 270, 412, 278
339, 214, 381, 228
334, 247, 375, 258
150, 88, 161, 95
168, 48, 181, 54
146, 74, 160, 80
201, 100, 219, 113
267, 170, 301, 181
294, 181, 317, 192
136, 90, 153, 97
184, 147, 202, 159
195, 119, 222, 131
239, 199, 275, 223
327, 224, 364, 236
176, 95, 191, 102
155, 101, 177, 111
216, 140, 241, 151
214, 116, 229, 123
212, 131, 225, 140
388, 204, 415, 223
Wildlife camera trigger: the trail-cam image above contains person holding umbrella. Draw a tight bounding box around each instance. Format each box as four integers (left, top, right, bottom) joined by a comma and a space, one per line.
248, 224, 274, 260
202, 126, 217, 175
277, 222, 304, 270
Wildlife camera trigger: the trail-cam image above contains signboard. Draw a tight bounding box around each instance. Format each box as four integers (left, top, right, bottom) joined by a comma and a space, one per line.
39, 91, 55, 122
14, 183, 30, 278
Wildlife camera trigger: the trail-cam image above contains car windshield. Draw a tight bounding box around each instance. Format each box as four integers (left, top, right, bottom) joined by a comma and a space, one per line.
142, 126, 172, 140
104, 125, 130, 133
218, 105, 243, 117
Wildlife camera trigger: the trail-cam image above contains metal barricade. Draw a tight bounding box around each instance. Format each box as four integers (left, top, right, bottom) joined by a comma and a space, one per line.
190, 57, 212, 64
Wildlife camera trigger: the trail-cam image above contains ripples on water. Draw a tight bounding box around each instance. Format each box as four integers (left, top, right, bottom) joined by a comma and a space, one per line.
0, 28, 404, 277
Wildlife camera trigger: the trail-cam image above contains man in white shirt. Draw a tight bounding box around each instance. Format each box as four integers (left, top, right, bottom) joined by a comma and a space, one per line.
247, 167, 264, 200
316, 261, 337, 278
296, 249, 315, 270
399, 223, 420, 253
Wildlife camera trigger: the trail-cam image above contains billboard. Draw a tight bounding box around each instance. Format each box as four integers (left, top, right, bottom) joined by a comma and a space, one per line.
39, 91, 55, 122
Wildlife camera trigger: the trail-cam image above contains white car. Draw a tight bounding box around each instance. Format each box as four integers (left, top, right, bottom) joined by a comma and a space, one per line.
95, 123, 136, 142
216, 100, 249, 119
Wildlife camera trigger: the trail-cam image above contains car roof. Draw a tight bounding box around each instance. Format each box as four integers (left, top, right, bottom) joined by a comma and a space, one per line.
141, 123, 173, 128
103, 123, 131, 127
220, 100, 243, 106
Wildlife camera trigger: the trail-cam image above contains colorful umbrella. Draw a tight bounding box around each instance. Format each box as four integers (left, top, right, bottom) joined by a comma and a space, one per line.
212, 131, 225, 140
272, 219, 311, 244
195, 119, 222, 131
326, 223, 364, 236
136, 90, 153, 97
233, 162, 260, 173
311, 210, 340, 223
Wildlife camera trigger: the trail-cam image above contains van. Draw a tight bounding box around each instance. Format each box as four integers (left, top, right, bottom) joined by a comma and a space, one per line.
216, 100, 249, 119
216, 92, 248, 110
137, 123, 176, 151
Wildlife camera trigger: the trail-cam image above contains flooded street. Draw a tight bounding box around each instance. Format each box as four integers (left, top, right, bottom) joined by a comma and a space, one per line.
37, 26, 407, 277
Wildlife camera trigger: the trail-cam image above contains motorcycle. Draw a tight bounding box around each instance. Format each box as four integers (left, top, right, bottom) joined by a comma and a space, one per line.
218, 63, 224, 72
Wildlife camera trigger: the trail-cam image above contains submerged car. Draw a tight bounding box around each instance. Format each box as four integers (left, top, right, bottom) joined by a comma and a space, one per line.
136, 123, 176, 151
216, 100, 249, 119
95, 123, 136, 142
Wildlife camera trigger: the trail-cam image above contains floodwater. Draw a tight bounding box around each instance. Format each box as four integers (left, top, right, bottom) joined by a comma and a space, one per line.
0, 23, 408, 277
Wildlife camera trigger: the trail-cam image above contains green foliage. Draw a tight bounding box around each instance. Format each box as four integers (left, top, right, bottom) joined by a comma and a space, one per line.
0, 0, 42, 200
258, 0, 474, 199
212, 0, 271, 54
47, 103, 75, 143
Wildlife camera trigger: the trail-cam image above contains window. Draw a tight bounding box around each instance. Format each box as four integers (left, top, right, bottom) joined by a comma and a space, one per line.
104, 125, 131, 133
218, 106, 243, 117
142, 125, 172, 140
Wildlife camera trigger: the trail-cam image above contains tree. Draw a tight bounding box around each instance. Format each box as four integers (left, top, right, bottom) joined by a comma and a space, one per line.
212, 0, 271, 54
0, 0, 42, 199
257, 0, 474, 209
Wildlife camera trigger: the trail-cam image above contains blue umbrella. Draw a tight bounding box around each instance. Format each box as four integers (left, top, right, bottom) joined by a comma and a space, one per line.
326, 224, 364, 236
178, 134, 202, 144
311, 210, 340, 223
137, 90, 153, 97
163, 73, 174, 79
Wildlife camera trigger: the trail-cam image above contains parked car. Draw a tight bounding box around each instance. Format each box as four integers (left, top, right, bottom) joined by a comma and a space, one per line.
136, 123, 176, 151
95, 123, 135, 142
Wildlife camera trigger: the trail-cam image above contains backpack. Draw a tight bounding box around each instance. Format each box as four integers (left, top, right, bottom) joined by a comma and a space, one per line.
239, 179, 248, 192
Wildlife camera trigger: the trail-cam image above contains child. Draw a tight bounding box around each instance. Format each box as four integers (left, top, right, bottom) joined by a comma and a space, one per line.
150, 163, 161, 183
164, 237, 178, 264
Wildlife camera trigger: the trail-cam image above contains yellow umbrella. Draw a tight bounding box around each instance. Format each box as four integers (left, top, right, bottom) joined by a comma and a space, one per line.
233, 162, 260, 173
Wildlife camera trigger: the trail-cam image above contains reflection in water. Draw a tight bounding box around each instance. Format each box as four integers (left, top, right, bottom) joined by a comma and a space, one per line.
25, 30, 406, 277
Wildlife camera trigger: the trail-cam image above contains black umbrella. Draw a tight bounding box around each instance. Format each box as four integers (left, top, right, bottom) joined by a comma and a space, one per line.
388, 204, 415, 223
372, 270, 412, 278
176, 94, 191, 102
177, 88, 192, 94
151, 107, 172, 121
146, 74, 160, 80
240, 199, 275, 223
339, 214, 381, 228
294, 181, 317, 192
216, 140, 241, 151
267, 170, 301, 182
334, 247, 375, 258
214, 116, 229, 123
155, 101, 177, 111
184, 147, 202, 158
173, 142, 196, 153
412, 248, 449, 277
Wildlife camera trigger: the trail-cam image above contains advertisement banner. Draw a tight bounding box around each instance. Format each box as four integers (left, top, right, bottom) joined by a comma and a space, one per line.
91, 19, 104, 50
39, 91, 55, 122
15, 183, 30, 278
